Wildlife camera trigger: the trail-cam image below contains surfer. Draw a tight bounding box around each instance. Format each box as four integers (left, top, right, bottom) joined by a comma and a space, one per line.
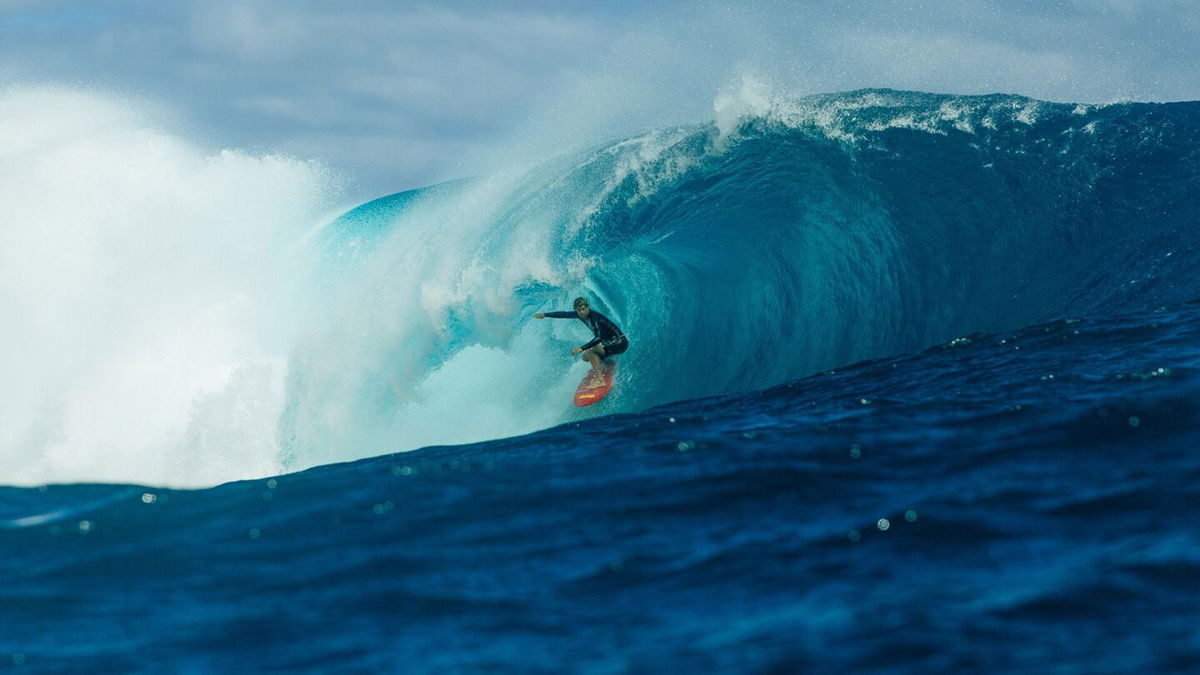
535, 297, 628, 383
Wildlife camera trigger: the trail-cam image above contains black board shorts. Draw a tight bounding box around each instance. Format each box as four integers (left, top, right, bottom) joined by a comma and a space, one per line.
601, 336, 628, 358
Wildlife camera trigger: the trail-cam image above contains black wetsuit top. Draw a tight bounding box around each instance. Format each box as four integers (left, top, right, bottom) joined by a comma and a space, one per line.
544, 309, 628, 354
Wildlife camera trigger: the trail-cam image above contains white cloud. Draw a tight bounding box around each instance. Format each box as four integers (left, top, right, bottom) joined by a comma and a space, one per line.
1, 0, 1196, 197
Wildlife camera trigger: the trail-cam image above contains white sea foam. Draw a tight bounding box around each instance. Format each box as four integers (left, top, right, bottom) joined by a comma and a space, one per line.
0, 86, 340, 487
713, 73, 773, 144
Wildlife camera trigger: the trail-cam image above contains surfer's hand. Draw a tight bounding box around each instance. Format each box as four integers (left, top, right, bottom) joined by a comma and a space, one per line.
535, 313, 545, 319
571, 347, 582, 355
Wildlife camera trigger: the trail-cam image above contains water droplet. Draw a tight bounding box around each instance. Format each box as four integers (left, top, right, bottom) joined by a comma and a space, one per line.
1128, 416, 1140, 427
905, 510, 918, 522
849, 445, 862, 459
877, 519, 891, 531
77, 520, 93, 534
141, 493, 157, 504
668, 417, 676, 423
248, 528, 261, 539
848, 530, 861, 543
267, 479, 278, 489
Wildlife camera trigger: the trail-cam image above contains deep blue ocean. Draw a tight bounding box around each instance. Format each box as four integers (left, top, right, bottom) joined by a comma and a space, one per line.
3, 89, 1199, 672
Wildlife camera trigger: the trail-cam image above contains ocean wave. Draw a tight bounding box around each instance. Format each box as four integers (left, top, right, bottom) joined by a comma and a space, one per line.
286, 89, 1199, 474
4, 87, 1197, 486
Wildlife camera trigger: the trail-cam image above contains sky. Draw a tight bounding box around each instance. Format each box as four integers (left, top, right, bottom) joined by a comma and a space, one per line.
2, 0, 1197, 198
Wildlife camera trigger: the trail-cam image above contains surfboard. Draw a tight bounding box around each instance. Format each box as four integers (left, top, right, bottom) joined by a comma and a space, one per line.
573, 361, 617, 407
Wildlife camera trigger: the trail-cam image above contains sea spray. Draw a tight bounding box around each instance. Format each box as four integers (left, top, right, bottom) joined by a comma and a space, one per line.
0, 87, 341, 487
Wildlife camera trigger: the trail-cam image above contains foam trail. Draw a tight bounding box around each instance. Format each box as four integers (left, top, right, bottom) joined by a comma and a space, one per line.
0, 87, 340, 488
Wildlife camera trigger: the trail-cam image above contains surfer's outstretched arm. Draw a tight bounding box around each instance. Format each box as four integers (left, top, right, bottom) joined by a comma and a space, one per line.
535, 311, 577, 319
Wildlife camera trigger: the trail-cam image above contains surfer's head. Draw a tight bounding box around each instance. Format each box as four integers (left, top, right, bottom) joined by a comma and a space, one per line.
573, 297, 590, 317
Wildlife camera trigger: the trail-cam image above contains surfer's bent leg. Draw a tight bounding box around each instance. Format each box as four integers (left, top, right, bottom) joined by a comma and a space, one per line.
582, 344, 606, 378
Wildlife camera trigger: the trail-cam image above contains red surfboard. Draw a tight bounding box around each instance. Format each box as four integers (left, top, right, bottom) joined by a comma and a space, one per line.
573, 361, 617, 407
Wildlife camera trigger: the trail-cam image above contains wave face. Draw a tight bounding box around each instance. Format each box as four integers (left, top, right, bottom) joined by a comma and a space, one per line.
280, 89, 1200, 474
